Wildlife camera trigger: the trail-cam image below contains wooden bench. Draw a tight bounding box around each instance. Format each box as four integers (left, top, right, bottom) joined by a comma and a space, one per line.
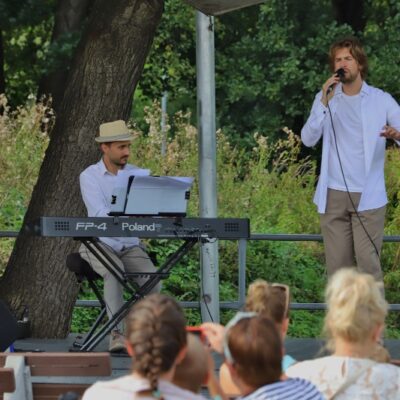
0, 368, 15, 395
0, 352, 111, 400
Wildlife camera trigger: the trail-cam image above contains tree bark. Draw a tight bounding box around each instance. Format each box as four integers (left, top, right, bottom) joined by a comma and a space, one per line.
332, 0, 365, 32
0, 0, 164, 338
37, 0, 93, 112
0, 29, 5, 95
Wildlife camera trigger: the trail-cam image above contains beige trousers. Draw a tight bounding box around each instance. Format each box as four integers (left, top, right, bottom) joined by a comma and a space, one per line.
320, 189, 385, 280
79, 242, 161, 331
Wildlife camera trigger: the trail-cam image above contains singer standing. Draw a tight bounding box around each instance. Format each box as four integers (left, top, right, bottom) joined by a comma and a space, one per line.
301, 36, 400, 280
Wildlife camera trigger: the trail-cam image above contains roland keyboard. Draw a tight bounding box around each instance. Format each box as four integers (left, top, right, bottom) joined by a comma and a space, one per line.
27, 217, 250, 239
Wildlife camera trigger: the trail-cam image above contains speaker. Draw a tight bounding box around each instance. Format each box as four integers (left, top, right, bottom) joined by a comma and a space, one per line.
0, 300, 19, 351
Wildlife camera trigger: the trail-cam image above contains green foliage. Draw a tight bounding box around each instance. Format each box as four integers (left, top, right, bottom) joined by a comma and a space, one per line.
1, 97, 400, 338
0, 95, 51, 270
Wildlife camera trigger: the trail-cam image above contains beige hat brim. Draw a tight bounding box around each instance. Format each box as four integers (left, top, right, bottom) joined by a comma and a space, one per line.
95, 133, 134, 143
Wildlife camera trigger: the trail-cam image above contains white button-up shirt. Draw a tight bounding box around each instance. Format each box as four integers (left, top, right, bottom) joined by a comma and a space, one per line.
80, 159, 140, 251
302, 82, 400, 213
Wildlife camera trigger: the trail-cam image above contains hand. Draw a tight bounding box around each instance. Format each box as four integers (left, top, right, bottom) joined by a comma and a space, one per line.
380, 125, 400, 141
321, 74, 341, 106
201, 322, 226, 353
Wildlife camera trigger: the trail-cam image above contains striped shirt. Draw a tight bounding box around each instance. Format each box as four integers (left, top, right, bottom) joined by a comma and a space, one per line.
240, 378, 323, 400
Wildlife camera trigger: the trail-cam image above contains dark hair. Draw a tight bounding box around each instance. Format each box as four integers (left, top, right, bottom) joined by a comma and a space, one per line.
227, 316, 282, 387
126, 294, 187, 393
329, 36, 368, 79
173, 333, 208, 393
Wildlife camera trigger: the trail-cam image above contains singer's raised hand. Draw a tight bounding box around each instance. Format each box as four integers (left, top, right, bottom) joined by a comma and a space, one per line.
321, 74, 341, 106
380, 125, 400, 141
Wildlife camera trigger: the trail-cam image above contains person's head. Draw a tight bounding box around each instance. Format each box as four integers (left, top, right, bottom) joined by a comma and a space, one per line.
224, 315, 282, 392
96, 120, 134, 170
328, 36, 368, 81
173, 333, 208, 394
125, 294, 187, 392
245, 279, 290, 336
324, 268, 387, 352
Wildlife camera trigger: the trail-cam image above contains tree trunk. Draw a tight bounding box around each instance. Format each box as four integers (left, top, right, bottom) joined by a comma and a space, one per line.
0, 0, 164, 338
332, 0, 365, 32
37, 0, 93, 112
0, 29, 5, 95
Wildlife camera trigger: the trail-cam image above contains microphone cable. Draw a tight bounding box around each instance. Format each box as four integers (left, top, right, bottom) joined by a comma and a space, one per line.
326, 95, 380, 258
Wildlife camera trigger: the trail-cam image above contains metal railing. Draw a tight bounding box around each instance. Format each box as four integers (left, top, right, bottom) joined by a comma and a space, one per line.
1, 230, 400, 311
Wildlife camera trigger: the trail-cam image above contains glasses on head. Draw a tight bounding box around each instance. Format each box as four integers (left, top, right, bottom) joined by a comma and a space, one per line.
223, 311, 257, 364
271, 283, 290, 317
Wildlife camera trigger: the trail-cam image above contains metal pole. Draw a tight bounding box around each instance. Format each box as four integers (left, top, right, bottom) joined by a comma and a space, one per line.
196, 11, 220, 323
238, 239, 247, 307
161, 91, 168, 157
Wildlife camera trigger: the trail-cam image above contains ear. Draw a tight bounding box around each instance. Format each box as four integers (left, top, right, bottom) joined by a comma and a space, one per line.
125, 341, 134, 357
372, 323, 384, 343
175, 345, 188, 365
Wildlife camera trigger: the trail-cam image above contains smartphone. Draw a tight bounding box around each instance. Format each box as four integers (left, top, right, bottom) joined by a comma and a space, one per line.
186, 326, 206, 343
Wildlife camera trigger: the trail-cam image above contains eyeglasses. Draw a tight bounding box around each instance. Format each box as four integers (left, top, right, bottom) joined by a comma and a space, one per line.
223, 311, 257, 364
271, 283, 290, 317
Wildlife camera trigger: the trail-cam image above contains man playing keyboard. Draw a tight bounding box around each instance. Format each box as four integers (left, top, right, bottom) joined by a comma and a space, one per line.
79, 120, 160, 352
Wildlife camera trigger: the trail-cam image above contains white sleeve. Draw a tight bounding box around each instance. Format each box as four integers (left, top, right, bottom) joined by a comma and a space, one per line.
79, 171, 110, 217
301, 91, 328, 147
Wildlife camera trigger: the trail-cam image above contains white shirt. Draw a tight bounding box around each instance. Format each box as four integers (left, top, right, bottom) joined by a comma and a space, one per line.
82, 376, 207, 400
80, 159, 140, 251
286, 356, 400, 399
302, 82, 400, 213
328, 93, 365, 192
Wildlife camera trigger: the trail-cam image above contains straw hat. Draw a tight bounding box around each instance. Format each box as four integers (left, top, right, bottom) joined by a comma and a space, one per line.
95, 120, 134, 143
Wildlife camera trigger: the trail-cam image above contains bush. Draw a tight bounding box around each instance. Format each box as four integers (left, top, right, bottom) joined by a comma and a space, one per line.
1, 99, 399, 337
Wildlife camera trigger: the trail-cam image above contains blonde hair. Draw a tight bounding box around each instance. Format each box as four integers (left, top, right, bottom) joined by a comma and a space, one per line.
126, 294, 187, 394
245, 279, 289, 323
323, 269, 387, 351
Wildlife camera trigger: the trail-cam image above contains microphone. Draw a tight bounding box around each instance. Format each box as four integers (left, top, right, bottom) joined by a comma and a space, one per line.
327, 68, 345, 94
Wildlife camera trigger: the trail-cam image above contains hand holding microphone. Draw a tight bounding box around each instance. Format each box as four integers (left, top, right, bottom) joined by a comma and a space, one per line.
322, 68, 345, 106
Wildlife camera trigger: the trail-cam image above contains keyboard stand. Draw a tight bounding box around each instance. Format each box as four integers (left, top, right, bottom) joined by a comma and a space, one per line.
76, 237, 198, 352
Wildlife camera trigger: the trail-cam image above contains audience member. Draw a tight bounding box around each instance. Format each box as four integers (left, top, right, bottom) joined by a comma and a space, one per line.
173, 333, 208, 395
83, 294, 224, 400
244, 280, 296, 370
286, 268, 400, 398
221, 313, 323, 399
206, 279, 296, 397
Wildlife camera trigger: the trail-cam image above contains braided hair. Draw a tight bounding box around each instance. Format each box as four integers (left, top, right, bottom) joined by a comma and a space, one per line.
126, 294, 187, 397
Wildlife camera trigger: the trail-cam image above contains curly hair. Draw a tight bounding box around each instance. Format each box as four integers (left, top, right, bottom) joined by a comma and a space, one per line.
126, 294, 187, 395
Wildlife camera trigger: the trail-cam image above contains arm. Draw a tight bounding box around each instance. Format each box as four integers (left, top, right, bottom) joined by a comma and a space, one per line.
80, 170, 110, 217
302, 74, 340, 147
301, 91, 328, 147
380, 93, 400, 142
205, 348, 229, 400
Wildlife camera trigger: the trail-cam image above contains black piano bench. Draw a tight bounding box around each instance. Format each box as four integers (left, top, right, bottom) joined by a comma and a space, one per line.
66, 253, 107, 349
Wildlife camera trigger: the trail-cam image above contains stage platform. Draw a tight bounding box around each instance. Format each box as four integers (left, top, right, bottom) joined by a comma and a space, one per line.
12, 335, 400, 371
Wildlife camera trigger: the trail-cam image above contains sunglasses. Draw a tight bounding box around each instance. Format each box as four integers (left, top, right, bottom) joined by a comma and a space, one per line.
271, 283, 290, 317
223, 311, 257, 364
